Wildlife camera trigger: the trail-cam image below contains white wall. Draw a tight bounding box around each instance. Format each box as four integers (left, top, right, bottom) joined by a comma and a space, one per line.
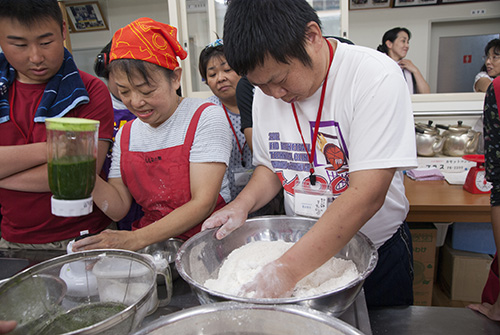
65, 1, 500, 92
68, 0, 171, 51
348, 2, 500, 92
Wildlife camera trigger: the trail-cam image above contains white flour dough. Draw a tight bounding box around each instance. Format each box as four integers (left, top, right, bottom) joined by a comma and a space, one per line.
204, 240, 360, 298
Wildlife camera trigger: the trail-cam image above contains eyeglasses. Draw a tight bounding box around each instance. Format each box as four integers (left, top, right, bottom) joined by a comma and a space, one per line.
483, 54, 500, 62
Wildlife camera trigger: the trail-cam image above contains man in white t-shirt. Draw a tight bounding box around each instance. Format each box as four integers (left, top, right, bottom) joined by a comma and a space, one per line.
203, 0, 418, 307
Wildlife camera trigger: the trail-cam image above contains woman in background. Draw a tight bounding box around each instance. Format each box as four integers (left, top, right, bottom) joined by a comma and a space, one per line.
474, 39, 500, 93
198, 39, 252, 200
468, 76, 500, 321
377, 27, 430, 94
199, 40, 285, 216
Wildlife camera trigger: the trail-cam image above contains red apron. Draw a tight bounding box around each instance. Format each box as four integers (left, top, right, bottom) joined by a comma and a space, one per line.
482, 252, 499, 304
120, 102, 226, 240
482, 77, 500, 304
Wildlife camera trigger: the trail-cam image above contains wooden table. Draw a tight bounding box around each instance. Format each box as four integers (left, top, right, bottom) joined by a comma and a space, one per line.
404, 176, 491, 223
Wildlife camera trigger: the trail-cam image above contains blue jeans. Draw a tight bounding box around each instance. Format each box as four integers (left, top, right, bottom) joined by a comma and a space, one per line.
363, 221, 414, 307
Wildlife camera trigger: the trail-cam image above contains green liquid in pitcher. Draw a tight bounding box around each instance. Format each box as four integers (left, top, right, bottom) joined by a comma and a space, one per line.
48, 156, 96, 200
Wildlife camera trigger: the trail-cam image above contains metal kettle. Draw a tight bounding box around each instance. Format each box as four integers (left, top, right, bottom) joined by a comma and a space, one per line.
436, 121, 481, 157
415, 121, 445, 157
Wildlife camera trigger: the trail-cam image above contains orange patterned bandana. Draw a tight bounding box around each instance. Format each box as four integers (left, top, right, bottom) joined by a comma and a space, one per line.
110, 18, 187, 70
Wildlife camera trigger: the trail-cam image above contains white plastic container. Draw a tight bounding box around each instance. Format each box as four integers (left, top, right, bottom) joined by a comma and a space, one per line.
92, 255, 171, 315
433, 222, 453, 247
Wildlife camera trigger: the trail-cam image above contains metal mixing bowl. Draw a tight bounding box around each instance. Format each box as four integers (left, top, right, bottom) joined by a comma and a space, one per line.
132, 302, 364, 335
176, 215, 378, 317
0, 249, 161, 335
139, 238, 183, 281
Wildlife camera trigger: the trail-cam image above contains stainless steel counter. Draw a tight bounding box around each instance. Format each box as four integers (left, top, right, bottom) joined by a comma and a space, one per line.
369, 305, 500, 335
0, 248, 65, 279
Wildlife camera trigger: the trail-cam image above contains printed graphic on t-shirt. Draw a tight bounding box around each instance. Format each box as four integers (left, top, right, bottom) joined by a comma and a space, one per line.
269, 120, 349, 197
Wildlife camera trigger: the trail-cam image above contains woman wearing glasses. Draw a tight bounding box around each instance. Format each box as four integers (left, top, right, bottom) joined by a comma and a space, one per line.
474, 39, 500, 93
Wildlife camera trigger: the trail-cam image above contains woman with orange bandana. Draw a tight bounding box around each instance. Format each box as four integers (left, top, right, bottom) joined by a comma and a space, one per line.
72, 18, 232, 252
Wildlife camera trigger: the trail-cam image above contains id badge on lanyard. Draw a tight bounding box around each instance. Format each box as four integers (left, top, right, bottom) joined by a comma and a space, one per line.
293, 183, 334, 219
233, 166, 253, 187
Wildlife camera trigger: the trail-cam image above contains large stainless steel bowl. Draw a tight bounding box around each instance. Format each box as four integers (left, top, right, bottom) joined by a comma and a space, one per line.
176, 215, 378, 317
132, 302, 364, 335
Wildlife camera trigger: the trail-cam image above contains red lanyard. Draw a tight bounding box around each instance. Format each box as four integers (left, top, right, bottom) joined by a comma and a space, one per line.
291, 39, 333, 186
223, 104, 247, 167
9, 80, 43, 144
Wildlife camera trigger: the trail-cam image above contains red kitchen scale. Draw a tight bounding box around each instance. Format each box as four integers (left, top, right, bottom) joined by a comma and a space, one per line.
462, 154, 492, 194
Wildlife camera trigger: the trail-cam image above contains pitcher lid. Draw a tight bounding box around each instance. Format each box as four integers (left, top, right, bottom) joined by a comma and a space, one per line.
45, 117, 100, 131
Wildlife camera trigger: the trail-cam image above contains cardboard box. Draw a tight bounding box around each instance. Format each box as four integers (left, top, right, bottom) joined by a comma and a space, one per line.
438, 242, 493, 302
410, 223, 437, 306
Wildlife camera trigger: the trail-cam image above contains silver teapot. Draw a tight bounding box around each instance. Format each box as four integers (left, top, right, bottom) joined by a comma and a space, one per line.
436, 121, 481, 157
415, 121, 445, 157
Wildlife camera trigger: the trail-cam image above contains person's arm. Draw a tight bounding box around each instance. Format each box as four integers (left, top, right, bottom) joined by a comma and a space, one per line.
92, 175, 133, 221
243, 128, 253, 153
240, 168, 395, 298
398, 59, 430, 94
237, 76, 255, 152
0, 140, 109, 192
202, 165, 283, 238
475, 77, 493, 93
0, 143, 46, 179
73, 161, 228, 251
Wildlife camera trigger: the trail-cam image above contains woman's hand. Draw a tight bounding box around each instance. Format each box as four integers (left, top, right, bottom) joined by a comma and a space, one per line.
398, 59, 419, 74
398, 59, 431, 93
239, 260, 296, 299
72, 229, 140, 251
202, 202, 248, 239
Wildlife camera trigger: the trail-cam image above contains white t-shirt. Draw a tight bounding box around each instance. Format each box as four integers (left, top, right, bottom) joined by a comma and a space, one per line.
252, 40, 418, 248
402, 68, 414, 95
109, 97, 232, 203
473, 71, 493, 92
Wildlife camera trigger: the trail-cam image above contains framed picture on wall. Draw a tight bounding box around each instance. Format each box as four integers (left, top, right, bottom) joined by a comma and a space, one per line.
65, 2, 108, 33
439, 0, 476, 3
393, 0, 438, 7
349, 0, 393, 10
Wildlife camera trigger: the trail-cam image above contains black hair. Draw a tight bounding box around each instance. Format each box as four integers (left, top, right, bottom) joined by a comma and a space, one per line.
108, 59, 175, 86
223, 0, 321, 76
377, 27, 411, 55
480, 38, 500, 72
198, 44, 225, 82
0, 0, 63, 33
108, 59, 182, 96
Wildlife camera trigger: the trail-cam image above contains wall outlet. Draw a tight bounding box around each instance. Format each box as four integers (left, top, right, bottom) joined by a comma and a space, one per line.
471, 9, 486, 15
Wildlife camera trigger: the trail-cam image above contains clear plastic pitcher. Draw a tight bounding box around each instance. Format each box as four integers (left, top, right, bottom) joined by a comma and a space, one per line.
46, 117, 99, 217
